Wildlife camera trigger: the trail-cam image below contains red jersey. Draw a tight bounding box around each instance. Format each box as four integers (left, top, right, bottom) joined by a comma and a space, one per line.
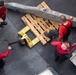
51, 41, 74, 54
58, 25, 67, 41
0, 6, 7, 18
0, 49, 10, 60
64, 19, 73, 28
58, 19, 73, 41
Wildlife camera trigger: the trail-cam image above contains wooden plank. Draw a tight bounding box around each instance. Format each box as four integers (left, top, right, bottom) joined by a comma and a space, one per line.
50, 20, 59, 30
43, 19, 55, 30
32, 15, 50, 30
41, 1, 50, 9
31, 15, 46, 31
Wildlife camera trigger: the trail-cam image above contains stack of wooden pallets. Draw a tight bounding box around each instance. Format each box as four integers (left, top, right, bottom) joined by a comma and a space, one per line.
22, 1, 60, 45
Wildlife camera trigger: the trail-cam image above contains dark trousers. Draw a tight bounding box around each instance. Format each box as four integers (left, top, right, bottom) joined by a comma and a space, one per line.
63, 30, 71, 42
44, 30, 58, 39
2, 14, 6, 20
55, 50, 68, 62
0, 15, 7, 28
0, 59, 5, 69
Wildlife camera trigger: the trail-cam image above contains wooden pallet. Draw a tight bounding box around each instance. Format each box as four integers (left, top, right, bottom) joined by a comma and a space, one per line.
22, 1, 60, 45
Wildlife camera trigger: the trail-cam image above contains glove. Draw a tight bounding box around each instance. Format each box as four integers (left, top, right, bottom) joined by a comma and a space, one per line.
69, 16, 73, 20
72, 43, 76, 46
8, 46, 12, 50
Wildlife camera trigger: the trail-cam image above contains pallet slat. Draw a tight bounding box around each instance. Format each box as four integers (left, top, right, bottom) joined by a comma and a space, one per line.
41, 1, 50, 9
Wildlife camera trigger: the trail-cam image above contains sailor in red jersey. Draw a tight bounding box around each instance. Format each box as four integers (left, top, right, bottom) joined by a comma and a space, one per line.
0, 46, 12, 69
51, 41, 76, 62
58, 15, 73, 41
44, 15, 73, 41
0, 1, 8, 29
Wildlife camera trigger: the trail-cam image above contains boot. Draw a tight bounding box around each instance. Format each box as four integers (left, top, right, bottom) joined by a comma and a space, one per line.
44, 32, 52, 39
2, 21, 7, 25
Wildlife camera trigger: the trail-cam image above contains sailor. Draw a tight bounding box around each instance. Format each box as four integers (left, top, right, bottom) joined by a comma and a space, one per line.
0, 1, 7, 29
57, 15, 73, 41
0, 46, 12, 69
51, 41, 76, 62
44, 15, 73, 42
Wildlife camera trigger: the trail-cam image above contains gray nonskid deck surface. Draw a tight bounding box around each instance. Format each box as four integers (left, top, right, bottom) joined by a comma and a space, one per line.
0, 0, 76, 75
